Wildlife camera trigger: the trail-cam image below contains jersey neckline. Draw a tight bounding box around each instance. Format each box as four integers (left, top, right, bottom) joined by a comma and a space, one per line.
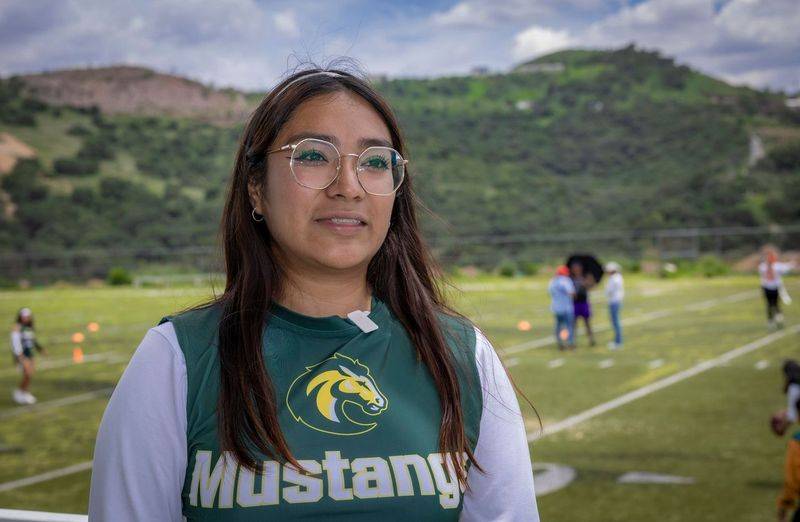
268, 294, 390, 336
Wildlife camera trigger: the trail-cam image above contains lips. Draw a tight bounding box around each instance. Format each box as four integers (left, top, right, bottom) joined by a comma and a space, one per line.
314, 212, 368, 225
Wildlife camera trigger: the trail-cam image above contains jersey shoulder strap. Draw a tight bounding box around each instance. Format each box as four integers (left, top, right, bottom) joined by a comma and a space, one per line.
158, 302, 222, 362
158, 302, 224, 429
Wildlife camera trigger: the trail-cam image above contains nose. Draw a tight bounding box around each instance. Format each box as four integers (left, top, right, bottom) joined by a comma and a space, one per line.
326, 154, 366, 200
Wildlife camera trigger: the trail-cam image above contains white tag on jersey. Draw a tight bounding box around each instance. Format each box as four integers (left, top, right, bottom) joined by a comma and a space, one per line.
347, 310, 379, 333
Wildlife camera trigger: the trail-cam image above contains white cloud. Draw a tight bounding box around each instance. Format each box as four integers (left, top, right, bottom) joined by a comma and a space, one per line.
431, 0, 549, 29
513, 26, 576, 61
1, 0, 798, 91
429, 0, 612, 30
273, 9, 299, 39
570, 0, 800, 90
721, 65, 800, 91
582, 0, 714, 53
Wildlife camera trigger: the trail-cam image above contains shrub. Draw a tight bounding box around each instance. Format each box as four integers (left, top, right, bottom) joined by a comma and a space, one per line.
621, 259, 641, 273
696, 255, 730, 278
67, 124, 92, 137
518, 261, 539, 276
768, 140, 800, 171
498, 260, 517, 277
107, 267, 132, 286
53, 157, 99, 176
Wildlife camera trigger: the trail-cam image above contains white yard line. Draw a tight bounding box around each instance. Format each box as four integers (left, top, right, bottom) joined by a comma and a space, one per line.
528, 324, 800, 441
501, 290, 758, 356
0, 508, 87, 521
0, 462, 93, 494
0, 388, 114, 421
0, 353, 128, 378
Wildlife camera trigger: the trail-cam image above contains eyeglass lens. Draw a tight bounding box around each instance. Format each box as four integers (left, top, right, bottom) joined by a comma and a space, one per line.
289, 139, 404, 195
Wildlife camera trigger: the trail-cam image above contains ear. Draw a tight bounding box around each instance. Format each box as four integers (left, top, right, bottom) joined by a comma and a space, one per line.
247, 179, 263, 214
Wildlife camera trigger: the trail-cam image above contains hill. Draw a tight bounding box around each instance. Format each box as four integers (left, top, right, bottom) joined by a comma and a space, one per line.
19, 65, 252, 125
1, 45, 799, 279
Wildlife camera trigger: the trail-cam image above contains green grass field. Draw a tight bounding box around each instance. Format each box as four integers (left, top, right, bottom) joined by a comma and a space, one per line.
0, 274, 797, 520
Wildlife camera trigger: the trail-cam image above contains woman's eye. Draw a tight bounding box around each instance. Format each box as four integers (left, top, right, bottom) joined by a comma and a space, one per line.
361, 156, 389, 170
297, 150, 327, 162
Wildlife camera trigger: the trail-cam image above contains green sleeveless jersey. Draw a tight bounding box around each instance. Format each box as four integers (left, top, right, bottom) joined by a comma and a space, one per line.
158, 295, 482, 521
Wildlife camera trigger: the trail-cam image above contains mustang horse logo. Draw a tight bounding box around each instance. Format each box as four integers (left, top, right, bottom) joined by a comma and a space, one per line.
286, 353, 389, 435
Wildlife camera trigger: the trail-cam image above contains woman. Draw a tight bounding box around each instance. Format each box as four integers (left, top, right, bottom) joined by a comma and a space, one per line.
548, 265, 575, 350
10, 307, 45, 404
604, 262, 624, 350
89, 68, 539, 521
759, 248, 795, 330
569, 261, 596, 347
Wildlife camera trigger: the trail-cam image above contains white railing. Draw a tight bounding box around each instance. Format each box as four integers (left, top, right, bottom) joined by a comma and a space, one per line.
0, 509, 86, 522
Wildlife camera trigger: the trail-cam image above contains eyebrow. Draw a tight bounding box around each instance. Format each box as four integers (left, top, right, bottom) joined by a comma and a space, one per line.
281, 132, 393, 149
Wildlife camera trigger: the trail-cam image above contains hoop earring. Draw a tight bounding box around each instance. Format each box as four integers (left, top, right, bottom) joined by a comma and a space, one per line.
251, 208, 264, 222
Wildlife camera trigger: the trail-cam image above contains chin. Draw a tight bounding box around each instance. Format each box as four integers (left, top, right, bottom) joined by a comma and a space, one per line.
313, 247, 374, 271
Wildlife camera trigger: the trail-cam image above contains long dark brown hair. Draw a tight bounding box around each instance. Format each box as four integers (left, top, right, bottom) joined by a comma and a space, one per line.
186, 65, 525, 490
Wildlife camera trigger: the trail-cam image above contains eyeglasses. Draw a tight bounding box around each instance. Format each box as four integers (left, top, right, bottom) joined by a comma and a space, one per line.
266, 138, 406, 196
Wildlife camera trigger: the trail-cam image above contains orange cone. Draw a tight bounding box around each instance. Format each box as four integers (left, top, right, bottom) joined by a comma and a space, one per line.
73, 347, 84, 363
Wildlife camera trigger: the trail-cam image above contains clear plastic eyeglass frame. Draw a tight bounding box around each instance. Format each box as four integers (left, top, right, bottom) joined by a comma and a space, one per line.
266, 137, 407, 196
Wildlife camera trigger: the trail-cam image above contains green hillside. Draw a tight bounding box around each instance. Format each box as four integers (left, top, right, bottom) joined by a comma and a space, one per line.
1, 45, 799, 278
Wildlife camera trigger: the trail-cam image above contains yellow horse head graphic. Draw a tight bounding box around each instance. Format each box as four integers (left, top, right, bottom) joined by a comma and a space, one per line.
286, 353, 389, 435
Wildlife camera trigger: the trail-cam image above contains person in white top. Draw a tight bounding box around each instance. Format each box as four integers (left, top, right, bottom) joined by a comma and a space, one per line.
604, 262, 624, 350
9, 307, 45, 404
758, 249, 795, 329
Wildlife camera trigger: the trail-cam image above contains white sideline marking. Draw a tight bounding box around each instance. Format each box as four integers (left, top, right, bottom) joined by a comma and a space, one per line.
547, 358, 565, 369
529, 324, 800, 442
648, 359, 665, 369
598, 359, 614, 369
0, 508, 87, 521
754, 360, 769, 370
0, 388, 114, 420
0, 353, 128, 378
501, 290, 758, 356
0, 461, 93, 493
617, 471, 695, 484
533, 462, 577, 495
505, 357, 520, 367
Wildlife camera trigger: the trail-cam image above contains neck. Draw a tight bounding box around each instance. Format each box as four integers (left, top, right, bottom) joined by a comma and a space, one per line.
275, 264, 372, 319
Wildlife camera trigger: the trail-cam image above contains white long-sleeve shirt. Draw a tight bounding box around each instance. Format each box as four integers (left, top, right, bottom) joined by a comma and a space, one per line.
10, 330, 23, 356
759, 261, 794, 290
788, 383, 800, 423
605, 273, 624, 304
88, 322, 540, 521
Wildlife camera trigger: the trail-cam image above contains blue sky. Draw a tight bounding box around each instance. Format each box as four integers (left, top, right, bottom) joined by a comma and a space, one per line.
1, 0, 798, 92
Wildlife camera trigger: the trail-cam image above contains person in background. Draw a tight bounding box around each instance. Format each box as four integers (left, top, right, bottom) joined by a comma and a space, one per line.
549, 265, 576, 350
604, 262, 624, 350
774, 360, 800, 521
570, 261, 596, 347
759, 248, 795, 330
10, 307, 46, 404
